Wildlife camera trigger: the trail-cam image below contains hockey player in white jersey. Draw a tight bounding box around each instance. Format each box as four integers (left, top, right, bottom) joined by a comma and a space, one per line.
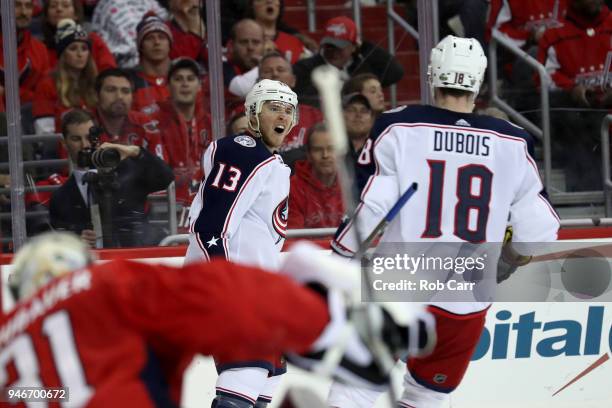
331, 36, 560, 407
185, 79, 297, 407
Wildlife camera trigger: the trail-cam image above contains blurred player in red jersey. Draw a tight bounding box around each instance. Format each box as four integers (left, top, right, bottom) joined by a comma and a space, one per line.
0, 233, 435, 408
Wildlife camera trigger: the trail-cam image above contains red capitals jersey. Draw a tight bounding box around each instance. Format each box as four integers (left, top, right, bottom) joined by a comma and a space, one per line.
0, 31, 51, 110
538, 5, 612, 90
274, 31, 306, 65
167, 20, 207, 65
154, 100, 212, 204
0, 259, 327, 407
46, 32, 117, 73
487, 0, 567, 46
288, 160, 345, 229
132, 71, 171, 116
94, 109, 168, 161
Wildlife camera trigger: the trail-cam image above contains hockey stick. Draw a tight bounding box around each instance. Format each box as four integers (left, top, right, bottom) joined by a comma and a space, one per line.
353, 182, 418, 261
311, 65, 402, 406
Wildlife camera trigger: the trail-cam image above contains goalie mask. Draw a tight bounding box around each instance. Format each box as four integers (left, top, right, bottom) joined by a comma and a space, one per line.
9, 232, 94, 300
245, 79, 298, 136
428, 35, 487, 98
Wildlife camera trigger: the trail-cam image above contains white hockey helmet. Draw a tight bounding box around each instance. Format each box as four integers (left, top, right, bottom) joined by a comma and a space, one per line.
428, 35, 487, 97
9, 232, 94, 300
245, 79, 299, 134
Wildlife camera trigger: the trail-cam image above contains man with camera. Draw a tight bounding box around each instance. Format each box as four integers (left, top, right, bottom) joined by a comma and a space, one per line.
49, 109, 174, 248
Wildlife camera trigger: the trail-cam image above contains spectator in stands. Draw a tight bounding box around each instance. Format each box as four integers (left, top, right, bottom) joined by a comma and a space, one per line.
49, 108, 174, 248
246, 0, 309, 64
92, 0, 168, 68
537, 0, 612, 191
288, 123, 344, 229
92, 68, 166, 160
223, 19, 265, 99
343, 92, 376, 192
33, 19, 98, 135
167, 0, 207, 64
293, 16, 404, 107
488, 0, 567, 49
155, 58, 211, 205
341, 73, 386, 115
130, 12, 173, 116
488, 0, 568, 96
344, 92, 374, 158
0, 0, 51, 112
259, 52, 323, 152
42, 0, 116, 71
227, 111, 248, 136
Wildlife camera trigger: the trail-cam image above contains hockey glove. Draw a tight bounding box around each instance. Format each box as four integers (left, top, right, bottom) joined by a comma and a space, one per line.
497, 226, 533, 283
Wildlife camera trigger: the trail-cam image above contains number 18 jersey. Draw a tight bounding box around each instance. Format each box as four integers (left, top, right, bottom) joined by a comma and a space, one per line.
333, 104, 559, 254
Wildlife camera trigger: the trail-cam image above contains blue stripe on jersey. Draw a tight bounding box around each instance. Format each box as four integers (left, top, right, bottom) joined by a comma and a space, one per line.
140, 347, 177, 408
193, 135, 273, 256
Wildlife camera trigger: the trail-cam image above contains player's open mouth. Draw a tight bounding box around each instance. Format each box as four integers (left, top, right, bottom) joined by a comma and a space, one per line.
274, 125, 286, 134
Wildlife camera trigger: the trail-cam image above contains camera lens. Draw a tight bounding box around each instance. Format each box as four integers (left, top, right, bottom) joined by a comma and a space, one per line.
92, 148, 121, 170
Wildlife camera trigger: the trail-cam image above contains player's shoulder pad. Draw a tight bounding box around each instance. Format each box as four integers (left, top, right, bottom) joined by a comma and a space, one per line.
473, 114, 535, 156
214, 134, 275, 173
371, 104, 429, 139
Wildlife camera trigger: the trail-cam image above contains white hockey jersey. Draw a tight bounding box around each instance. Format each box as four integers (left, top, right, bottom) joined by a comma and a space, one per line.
185, 134, 290, 270
333, 105, 560, 313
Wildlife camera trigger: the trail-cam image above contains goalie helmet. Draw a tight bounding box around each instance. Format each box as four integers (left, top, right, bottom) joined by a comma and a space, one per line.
245, 79, 298, 135
428, 35, 487, 97
9, 232, 94, 300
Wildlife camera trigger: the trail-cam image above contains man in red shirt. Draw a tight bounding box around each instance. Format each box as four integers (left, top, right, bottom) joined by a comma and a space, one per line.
258, 52, 322, 152
2, 231, 435, 408
223, 18, 265, 104
155, 58, 212, 205
131, 11, 173, 116
167, 0, 207, 64
0, 0, 51, 111
288, 123, 344, 229
94, 68, 166, 161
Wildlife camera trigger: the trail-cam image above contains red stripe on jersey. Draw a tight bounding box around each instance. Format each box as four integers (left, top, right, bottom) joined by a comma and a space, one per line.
195, 233, 211, 261
215, 387, 257, 404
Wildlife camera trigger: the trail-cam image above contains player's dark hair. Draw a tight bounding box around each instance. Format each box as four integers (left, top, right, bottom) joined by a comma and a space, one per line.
61, 109, 95, 138
305, 122, 328, 150
95, 68, 135, 94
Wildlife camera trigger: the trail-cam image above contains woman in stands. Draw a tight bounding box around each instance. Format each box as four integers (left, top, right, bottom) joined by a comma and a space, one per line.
33, 19, 98, 135
245, 0, 314, 64
42, 0, 116, 71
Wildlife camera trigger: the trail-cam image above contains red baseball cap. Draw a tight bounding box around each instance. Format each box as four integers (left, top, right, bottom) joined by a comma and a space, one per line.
321, 16, 357, 48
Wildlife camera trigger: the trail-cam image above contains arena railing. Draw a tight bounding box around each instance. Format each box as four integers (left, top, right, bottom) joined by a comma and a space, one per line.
386, 0, 420, 107
157, 218, 612, 247
488, 29, 553, 192
488, 29, 605, 208
601, 114, 612, 215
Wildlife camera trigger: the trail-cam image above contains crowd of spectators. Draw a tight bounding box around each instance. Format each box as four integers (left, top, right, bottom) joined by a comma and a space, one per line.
3, 0, 612, 249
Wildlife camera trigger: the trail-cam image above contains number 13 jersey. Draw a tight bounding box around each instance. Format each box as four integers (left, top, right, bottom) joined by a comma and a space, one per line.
186, 134, 291, 270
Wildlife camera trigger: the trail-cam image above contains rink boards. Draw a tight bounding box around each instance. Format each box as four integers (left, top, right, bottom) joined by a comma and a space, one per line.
1, 241, 612, 407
